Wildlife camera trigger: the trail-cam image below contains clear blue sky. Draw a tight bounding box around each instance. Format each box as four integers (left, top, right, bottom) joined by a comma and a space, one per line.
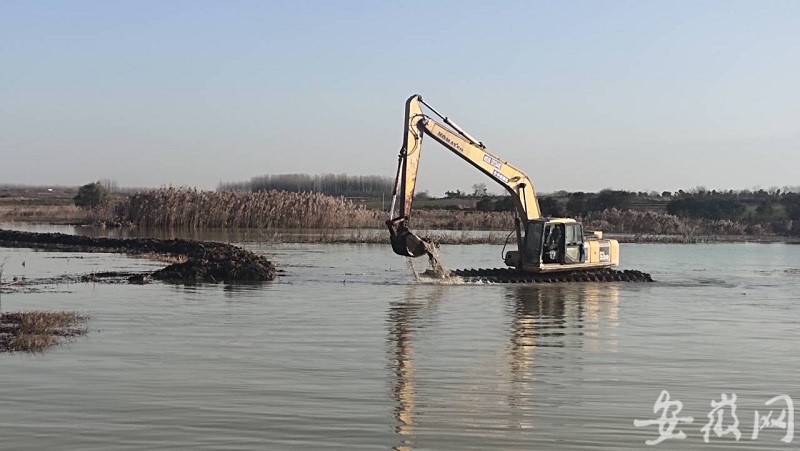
2, 0, 798, 195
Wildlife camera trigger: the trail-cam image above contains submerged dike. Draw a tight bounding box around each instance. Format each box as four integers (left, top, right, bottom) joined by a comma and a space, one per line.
0, 229, 276, 283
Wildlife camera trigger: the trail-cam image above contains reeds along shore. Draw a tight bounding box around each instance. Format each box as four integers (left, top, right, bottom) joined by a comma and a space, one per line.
0, 187, 518, 231
116, 189, 383, 229
115, 189, 794, 240
116, 189, 518, 230
0, 205, 86, 223
582, 209, 755, 236
0, 311, 88, 354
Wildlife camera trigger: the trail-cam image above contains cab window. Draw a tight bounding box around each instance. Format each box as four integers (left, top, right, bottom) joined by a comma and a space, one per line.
565, 223, 583, 246
524, 222, 544, 264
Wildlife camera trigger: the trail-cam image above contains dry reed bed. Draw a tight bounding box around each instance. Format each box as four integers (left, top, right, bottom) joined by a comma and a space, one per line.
0, 205, 87, 223
583, 209, 760, 237
116, 189, 382, 229
117, 188, 517, 231
0, 311, 88, 354
115, 189, 787, 242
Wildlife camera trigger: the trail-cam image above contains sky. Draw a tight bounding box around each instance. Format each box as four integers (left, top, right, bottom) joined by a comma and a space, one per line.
1, 0, 799, 195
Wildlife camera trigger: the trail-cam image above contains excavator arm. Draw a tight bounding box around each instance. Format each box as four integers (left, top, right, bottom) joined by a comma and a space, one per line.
388, 94, 541, 258
420, 120, 541, 220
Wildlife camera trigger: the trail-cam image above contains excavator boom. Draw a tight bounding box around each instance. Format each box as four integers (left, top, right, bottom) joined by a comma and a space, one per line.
388, 94, 540, 257
390, 95, 540, 222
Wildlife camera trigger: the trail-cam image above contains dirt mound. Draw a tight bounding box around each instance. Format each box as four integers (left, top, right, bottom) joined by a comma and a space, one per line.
151, 245, 276, 282
0, 229, 276, 282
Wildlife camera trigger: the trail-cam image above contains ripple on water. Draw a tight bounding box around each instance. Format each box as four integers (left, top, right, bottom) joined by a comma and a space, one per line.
1, 232, 799, 449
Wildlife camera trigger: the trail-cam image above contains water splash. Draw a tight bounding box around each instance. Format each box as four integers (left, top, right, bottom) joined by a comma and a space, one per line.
404, 242, 465, 284
425, 245, 450, 279
405, 258, 420, 281
422, 245, 466, 284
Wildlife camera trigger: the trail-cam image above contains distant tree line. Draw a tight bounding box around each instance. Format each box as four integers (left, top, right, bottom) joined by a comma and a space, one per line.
475, 189, 641, 216
218, 173, 394, 198
473, 188, 800, 235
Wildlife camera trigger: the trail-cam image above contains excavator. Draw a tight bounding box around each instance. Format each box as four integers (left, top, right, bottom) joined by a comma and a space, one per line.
386, 94, 652, 283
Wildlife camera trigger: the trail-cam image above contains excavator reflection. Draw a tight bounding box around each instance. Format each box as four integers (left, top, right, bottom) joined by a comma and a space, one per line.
505, 284, 619, 426
387, 283, 619, 446
387, 285, 448, 451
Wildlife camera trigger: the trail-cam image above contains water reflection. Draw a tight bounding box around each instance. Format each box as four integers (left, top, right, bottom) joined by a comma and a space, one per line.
386, 283, 621, 447
504, 284, 620, 423
386, 285, 447, 451
505, 283, 620, 351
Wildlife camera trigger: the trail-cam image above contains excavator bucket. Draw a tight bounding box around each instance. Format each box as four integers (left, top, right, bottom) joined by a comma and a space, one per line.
387, 223, 429, 258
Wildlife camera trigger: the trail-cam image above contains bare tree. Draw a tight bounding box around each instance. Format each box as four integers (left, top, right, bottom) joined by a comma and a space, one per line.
99, 178, 118, 193
471, 183, 488, 197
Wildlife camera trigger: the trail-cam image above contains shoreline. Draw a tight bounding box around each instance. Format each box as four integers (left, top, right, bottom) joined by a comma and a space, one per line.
0, 222, 795, 245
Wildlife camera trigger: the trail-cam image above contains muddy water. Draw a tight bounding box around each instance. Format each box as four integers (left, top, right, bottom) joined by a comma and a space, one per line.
1, 224, 800, 449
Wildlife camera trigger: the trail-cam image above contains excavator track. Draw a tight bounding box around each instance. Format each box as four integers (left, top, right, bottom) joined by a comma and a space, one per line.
426, 267, 653, 283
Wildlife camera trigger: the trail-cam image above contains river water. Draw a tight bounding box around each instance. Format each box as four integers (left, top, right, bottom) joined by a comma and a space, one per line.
1, 225, 799, 449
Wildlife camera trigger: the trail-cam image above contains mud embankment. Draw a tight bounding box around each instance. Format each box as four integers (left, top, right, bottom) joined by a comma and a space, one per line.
0, 229, 276, 283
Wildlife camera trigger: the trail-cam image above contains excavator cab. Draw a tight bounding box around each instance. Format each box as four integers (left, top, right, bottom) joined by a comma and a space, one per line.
508, 219, 590, 269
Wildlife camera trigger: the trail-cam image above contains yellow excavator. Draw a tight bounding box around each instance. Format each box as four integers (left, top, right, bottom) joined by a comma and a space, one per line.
387, 94, 652, 283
